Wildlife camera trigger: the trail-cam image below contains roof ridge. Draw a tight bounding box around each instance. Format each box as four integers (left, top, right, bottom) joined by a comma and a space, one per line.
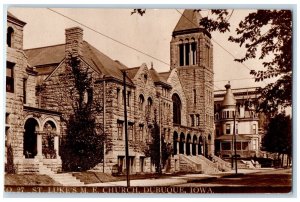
24, 43, 65, 51
127, 66, 141, 70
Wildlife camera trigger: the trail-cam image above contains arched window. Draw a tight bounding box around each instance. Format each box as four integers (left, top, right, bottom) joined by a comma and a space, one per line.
147, 97, 152, 109
139, 94, 144, 111
146, 97, 153, 120
7, 27, 14, 48
172, 94, 181, 124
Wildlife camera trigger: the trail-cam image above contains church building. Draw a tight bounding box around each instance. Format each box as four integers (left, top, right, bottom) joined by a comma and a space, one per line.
5, 10, 230, 175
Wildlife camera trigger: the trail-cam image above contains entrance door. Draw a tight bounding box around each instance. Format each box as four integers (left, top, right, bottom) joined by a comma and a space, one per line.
23, 118, 38, 158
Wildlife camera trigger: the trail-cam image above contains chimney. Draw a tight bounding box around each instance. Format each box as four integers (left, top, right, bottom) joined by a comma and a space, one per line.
65, 27, 83, 58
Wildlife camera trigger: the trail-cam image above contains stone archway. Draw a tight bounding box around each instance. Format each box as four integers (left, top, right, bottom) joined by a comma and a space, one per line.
179, 132, 185, 154
23, 118, 39, 158
173, 131, 178, 155
192, 135, 197, 155
186, 134, 191, 155
43, 121, 57, 159
198, 136, 203, 155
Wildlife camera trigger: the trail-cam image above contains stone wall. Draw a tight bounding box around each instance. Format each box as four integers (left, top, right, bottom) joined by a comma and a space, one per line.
6, 18, 27, 162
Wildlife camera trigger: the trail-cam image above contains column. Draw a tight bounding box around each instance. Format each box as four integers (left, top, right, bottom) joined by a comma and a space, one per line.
54, 135, 59, 158
36, 132, 43, 157
190, 143, 192, 156
176, 141, 179, 155
183, 43, 186, 66
183, 142, 186, 155
189, 43, 192, 65
195, 144, 198, 155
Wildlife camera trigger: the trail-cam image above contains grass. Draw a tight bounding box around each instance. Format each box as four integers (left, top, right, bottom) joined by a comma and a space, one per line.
5, 173, 61, 186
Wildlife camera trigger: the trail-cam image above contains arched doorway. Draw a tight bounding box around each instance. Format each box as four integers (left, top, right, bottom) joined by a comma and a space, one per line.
173, 131, 178, 155
172, 94, 181, 124
43, 121, 57, 159
186, 134, 191, 155
179, 132, 185, 154
192, 135, 197, 155
23, 118, 39, 158
198, 136, 203, 155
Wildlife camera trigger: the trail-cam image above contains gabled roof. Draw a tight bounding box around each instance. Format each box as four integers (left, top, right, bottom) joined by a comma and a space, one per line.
82, 41, 131, 83
25, 41, 133, 84
173, 9, 202, 32
25, 44, 65, 67
126, 66, 140, 79
158, 71, 171, 81
149, 67, 171, 88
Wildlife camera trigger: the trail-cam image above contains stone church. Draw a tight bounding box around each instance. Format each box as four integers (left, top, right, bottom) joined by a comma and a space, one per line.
5, 10, 230, 174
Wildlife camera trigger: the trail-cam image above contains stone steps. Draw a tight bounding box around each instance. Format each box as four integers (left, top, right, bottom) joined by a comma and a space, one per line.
39, 163, 84, 186
197, 155, 219, 174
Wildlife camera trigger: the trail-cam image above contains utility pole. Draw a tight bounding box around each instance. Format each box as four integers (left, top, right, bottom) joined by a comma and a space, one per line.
233, 111, 238, 174
122, 70, 130, 187
158, 93, 162, 174
102, 78, 106, 173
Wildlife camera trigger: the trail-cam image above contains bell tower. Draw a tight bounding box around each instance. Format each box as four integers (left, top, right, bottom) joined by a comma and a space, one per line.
170, 9, 214, 155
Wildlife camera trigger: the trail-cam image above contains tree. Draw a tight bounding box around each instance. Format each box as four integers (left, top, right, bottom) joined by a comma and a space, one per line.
144, 121, 172, 174
199, 9, 292, 115
5, 145, 16, 174
132, 9, 292, 115
261, 113, 291, 166
60, 56, 107, 172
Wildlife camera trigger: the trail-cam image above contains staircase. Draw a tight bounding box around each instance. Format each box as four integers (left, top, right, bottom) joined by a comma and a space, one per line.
212, 156, 231, 172
194, 156, 219, 174
179, 155, 221, 174
39, 163, 84, 186
179, 155, 202, 173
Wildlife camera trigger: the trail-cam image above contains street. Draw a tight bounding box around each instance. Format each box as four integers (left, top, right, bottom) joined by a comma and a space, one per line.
177, 168, 292, 193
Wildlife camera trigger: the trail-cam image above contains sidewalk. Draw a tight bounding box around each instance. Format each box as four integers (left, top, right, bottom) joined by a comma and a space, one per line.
85, 168, 269, 187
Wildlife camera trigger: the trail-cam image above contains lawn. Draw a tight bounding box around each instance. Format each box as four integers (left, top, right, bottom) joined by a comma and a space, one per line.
5, 174, 61, 186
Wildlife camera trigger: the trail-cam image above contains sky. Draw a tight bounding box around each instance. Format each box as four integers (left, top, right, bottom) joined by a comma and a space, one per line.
8, 7, 278, 90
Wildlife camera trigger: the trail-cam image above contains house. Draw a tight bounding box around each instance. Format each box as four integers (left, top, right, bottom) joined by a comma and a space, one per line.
214, 83, 262, 159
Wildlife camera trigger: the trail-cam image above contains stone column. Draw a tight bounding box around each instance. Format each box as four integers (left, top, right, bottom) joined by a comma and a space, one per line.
54, 135, 59, 158
189, 43, 192, 64
190, 143, 192, 156
195, 144, 198, 155
176, 141, 179, 155
36, 132, 43, 157
183, 43, 186, 66
183, 142, 186, 155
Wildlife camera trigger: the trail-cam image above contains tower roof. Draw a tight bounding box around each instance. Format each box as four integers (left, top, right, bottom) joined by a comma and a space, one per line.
222, 82, 236, 107
173, 9, 202, 32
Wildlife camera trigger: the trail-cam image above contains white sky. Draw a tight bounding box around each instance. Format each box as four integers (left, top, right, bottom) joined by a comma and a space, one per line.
7, 7, 280, 90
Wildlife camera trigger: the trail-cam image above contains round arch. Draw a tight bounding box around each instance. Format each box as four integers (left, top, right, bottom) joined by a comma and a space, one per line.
42, 117, 59, 133
172, 93, 182, 125
138, 94, 145, 111
186, 134, 191, 155
173, 131, 178, 155
192, 135, 198, 155
179, 132, 185, 154
198, 136, 204, 155
23, 118, 39, 158
7, 27, 14, 47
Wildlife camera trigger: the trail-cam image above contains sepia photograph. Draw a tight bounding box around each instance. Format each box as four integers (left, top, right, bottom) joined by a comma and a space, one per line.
3, 4, 294, 196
